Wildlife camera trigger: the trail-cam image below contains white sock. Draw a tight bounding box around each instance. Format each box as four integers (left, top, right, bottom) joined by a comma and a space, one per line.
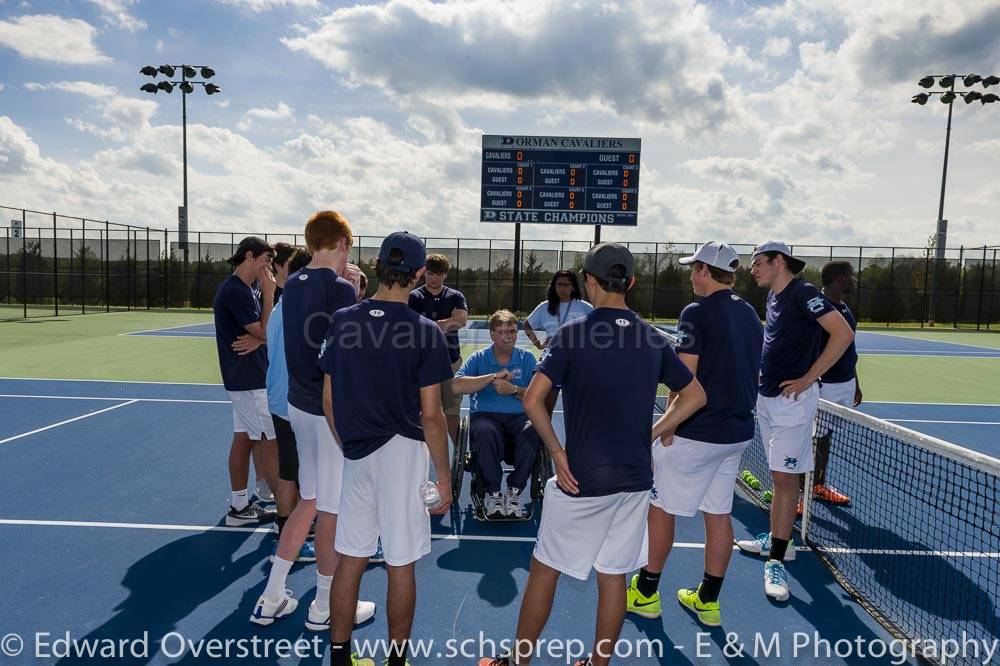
313, 573, 333, 614
231, 489, 249, 511
263, 557, 293, 602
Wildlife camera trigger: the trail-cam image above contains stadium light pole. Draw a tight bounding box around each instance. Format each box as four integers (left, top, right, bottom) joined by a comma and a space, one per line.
139, 64, 221, 265
911, 73, 999, 324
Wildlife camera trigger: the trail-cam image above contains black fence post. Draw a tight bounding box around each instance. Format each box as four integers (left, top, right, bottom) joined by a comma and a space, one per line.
52, 212, 58, 316
921, 248, 930, 327
195, 232, 202, 309
163, 229, 170, 309
486, 239, 493, 315
887, 247, 895, 327
975, 245, 987, 330
21, 209, 27, 318
104, 221, 110, 313
81, 220, 87, 315
856, 246, 863, 321
146, 227, 151, 310
953, 246, 964, 327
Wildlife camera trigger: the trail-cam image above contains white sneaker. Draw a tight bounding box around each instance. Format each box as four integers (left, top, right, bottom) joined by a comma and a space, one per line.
763, 560, 790, 601
249, 590, 298, 626
304, 599, 377, 631
255, 478, 275, 504
504, 487, 524, 518
484, 491, 505, 519
735, 532, 796, 561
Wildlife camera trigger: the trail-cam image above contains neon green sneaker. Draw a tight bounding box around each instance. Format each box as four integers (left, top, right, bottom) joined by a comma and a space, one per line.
677, 585, 721, 627
352, 656, 375, 666
626, 574, 661, 618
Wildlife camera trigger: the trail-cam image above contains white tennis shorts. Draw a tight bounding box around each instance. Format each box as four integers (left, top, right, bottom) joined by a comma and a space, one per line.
287, 403, 344, 515
334, 434, 432, 567
651, 436, 749, 516
228, 389, 275, 441
533, 477, 649, 581
756, 383, 820, 474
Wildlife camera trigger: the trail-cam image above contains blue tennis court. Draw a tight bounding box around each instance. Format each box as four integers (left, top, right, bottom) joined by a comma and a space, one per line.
0, 377, 909, 665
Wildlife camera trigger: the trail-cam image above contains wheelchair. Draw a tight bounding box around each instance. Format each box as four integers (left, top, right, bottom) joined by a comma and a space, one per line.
450, 414, 553, 521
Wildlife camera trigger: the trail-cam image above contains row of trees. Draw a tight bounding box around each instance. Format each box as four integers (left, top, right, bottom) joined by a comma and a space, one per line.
2, 241, 999, 327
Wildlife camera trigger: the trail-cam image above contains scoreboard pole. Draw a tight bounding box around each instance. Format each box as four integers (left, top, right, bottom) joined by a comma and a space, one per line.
513, 222, 522, 312
594, 225, 601, 245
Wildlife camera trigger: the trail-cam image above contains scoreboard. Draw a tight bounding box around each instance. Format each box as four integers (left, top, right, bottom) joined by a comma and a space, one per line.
480, 135, 640, 226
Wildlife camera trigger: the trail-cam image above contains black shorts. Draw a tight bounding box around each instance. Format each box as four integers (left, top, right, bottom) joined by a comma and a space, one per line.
271, 414, 299, 484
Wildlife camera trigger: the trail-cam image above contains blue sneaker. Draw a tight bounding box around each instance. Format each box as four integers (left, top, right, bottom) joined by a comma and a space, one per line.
764, 560, 790, 601
270, 540, 316, 564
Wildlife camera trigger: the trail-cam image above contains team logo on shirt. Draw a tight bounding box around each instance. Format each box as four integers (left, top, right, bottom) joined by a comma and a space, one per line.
615, 318, 630, 327
298, 273, 308, 281
805, 297, 826, 314
369, 309, 385, 317
731, 294, 740, 301
784, 456, 798, 470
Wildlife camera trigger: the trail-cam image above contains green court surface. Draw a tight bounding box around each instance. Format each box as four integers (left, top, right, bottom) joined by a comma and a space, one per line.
2, 312, 1000, 405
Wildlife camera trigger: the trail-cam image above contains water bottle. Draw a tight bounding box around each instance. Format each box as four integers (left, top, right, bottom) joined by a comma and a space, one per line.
420, 480, 441, 508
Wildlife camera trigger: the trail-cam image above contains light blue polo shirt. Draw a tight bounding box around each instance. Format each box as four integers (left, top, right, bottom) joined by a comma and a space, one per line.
265, 298, 288, 418
456, 345, 537, 414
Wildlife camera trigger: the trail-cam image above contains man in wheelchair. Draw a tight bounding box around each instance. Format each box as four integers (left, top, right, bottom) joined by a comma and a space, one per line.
453, 309, 543, 519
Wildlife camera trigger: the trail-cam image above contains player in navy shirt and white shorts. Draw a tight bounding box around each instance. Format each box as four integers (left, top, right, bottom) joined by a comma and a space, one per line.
813, 260, 862, 506
251, 212, 375, 631
737, 241, 854, 602
324, 232, 453, 666
626, 242, 763, 628
213, 236, 279, 528
482, 244, 706, 666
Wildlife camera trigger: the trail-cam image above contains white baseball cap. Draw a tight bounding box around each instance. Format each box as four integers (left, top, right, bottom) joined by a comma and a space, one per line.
678, 241, 741, 273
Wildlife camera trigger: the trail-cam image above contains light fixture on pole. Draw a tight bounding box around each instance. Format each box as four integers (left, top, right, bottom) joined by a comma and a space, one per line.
138, 64, 222, 267
911, 72, 998, 324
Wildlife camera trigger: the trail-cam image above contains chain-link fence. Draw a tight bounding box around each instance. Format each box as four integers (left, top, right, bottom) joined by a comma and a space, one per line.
2, 205, 998, 328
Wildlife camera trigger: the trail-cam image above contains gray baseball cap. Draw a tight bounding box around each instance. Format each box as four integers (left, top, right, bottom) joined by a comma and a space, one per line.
751, 240, 806, 274
582, 242, 634, 286
679, 241, 741, 273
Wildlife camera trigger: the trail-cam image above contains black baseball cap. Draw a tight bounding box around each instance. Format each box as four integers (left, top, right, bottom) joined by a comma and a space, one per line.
582, 242, 634, 285
378, 231, 426, 271
227, 236, 274, 267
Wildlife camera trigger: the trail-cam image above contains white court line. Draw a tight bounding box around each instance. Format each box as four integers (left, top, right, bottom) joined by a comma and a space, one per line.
859, 350, 1000, 356
119, 332, 214, 339
0, 518, 810, 551
0, 376, 224, 386
0, 394, 228, 405
864, 400, 1000, 407
888, 418, 1000, 426
118, 322, 214, 336
0, 400, 138, 446
861, 330, 1000, 352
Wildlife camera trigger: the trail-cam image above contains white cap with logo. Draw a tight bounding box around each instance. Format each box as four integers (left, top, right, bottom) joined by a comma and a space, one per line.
678, 241, 741, 273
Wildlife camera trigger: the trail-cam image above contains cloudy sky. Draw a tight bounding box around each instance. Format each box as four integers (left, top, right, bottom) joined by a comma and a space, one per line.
1, 0, 999, 248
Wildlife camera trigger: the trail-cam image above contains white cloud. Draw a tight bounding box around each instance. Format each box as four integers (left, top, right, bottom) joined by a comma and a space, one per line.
155, 39, 164, 53
215, 100, 231, 109
24, 80, 118, 99
283, 0, 752, 138
762, 36, 791, 57
0, 115, 43, 172
236, 101, 294, 130
0, 83, 6, 92
218, 0, 320, 11
0, 14, 112, 64
970, 138, 1000, 158
87, 0, 146, 32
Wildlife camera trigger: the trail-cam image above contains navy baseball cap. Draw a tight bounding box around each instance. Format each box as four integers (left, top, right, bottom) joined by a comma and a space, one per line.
378, 231, 426, 271
227, 236, 274, 267
582, 242, 634, 285
752, 240, 806, 274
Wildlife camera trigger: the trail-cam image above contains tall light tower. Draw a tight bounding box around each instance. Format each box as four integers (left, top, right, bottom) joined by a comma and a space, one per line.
911, 73, 998, 324
139, 64, 221, 265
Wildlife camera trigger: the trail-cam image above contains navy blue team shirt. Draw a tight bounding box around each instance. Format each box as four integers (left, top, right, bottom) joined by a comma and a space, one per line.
282, 267, 357, 416
675, 289, 763, 444
536, 308, 694, 497
213, 275, 268, 391
318, 300, 454, 460
759, 278, 836, 397
408, 285, 468, 363
821, 300, 858, 384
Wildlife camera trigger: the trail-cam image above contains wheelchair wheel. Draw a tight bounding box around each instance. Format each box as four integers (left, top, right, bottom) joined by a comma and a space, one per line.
450, 415, 469, 503
530, 446, 553, 503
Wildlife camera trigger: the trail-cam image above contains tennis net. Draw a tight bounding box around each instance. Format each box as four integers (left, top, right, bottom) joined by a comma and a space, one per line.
736, 399, 1000, 666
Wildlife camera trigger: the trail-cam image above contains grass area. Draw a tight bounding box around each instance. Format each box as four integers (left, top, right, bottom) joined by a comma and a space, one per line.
2, 311, 999, 405
0, 311, 218, 383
